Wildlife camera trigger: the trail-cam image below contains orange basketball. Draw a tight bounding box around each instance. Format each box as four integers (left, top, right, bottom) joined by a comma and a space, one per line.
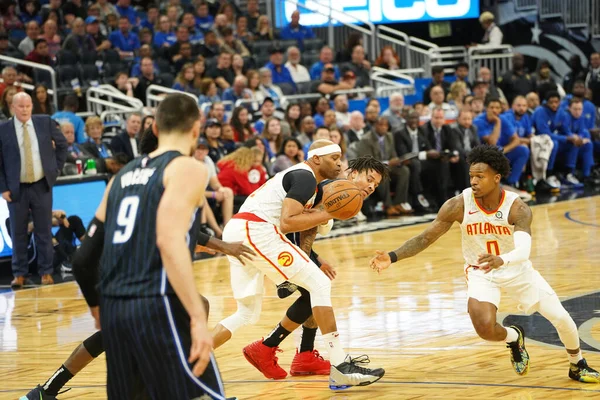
320, 180, 363, 220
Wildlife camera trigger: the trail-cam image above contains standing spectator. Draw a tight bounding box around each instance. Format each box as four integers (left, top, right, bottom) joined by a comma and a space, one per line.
0, 92, 67, 288
81, 116, 112, 159
585, 52, 600, 107
0, 67, 23, 99
217, 146, 268, 198
309, 46, 340, 81
222, 75, 252, 103
271, 137, 302, 174
375, 46, 401, 70
279, 10, 314, 46
114, 0, 136, 25
195, 1, 214, 32
32, 84, 54, 115
260, 116, 283, 161
265, 46, 295, 89
110, 113, 141, 161
40, 19, 61, 58
18, 21, 39, 56
342, 45, 370, 88
497, 53, 536, 105
285, 46, 310, 84
280, 103, 302, 137
296, 115, 315, 147
204, 118, 226, 163
208, 51, 235, 89
133, 57, 165, 104
51, 95, 85, 143
86, 16, 111, 51
62, 18, 96, 54
563, 55, 587, 94
479, 11, 502, 46
254, 15, 278, 41
356, 116, 412, 215
381, 93, 405, 132
109, 16, 140, 60
423, 66, 451, 105
333, 94, 350, 129
230, 106, 254, 142
258, 68, 285, 109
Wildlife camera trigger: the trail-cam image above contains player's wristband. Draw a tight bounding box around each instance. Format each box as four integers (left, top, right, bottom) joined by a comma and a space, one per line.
388, 251, 398, 263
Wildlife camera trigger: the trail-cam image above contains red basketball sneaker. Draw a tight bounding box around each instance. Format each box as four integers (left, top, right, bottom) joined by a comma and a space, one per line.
290, 349, 331, 376
242, 339, 288, 380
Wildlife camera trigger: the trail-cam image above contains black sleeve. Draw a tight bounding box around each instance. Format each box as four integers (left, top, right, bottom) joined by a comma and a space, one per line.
282, 170, 317, 205
72, 217, 105, 307
313, 179, 333, 206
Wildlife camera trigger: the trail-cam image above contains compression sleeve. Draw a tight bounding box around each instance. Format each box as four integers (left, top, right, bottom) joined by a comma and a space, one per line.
282, 169, 317, 205
72, 217, 105, 307
499, 231, 531, 266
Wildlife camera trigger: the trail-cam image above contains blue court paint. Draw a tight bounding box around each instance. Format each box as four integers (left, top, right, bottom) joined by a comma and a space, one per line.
565, 211, 600, 228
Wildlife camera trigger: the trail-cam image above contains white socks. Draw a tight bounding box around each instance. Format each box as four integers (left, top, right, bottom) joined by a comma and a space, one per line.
505, 327, 519, 343
322, 331, 346, 365
568, 350, 583, 365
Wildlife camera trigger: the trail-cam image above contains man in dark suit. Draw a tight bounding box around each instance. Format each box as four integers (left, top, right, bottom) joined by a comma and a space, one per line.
0, 92, 67, 288
110, 113, 142, 161
356, 116, 412, 216
450, 109, 479, 191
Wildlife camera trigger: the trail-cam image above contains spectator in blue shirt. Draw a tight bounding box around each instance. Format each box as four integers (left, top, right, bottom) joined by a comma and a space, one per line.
279, 10, 315, 48
115, 0, 137, 26
109, 16, 140, 59
265, 47, 296, 91
153, 15, 176, 48
130, 45, 159, 77
222, 76, 252, 103
503, 95, 533, 143
309, 46, 341, 81
52, 95, 86, 144
556, 98, 594, 185
182, 12, 204, 45
195, 2, 214, 32
473, 97, 529, 185
139, 5, 159, 32
532, 91, 562, 182
559, 80, 596, 131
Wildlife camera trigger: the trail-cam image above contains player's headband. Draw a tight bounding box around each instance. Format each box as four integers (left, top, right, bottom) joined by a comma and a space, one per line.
307, 144, 342, 159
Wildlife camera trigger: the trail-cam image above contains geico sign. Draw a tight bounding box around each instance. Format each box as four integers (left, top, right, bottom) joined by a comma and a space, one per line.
278, 0, 478, 26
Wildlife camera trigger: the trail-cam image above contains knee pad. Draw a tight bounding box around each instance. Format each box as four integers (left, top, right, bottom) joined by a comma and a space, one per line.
82, 331, 104, 358
304, 272, 331, 308
219, 296, 262, 333
286, 290, 313, 324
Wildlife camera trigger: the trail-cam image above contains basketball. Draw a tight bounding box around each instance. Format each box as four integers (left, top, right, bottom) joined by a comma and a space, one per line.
320, 180, 363, 220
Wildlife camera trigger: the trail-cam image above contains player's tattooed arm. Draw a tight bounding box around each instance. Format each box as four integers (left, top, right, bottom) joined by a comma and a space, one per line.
508, 198, 532, 234
299, 227, 318, 255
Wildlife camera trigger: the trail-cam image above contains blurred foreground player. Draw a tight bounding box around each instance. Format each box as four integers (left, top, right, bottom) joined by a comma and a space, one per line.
370, 145, 600, 383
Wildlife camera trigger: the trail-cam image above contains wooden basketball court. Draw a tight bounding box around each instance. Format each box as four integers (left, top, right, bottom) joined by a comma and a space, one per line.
1, 196, 599, 399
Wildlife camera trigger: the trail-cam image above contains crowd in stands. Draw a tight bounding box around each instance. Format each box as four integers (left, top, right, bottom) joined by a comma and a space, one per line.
0, 1, 599, 233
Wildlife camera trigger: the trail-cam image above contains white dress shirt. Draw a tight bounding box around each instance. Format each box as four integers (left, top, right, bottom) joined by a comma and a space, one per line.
130, 137, 139, 158
285, 61, 310, 83
14, 118, 45, 182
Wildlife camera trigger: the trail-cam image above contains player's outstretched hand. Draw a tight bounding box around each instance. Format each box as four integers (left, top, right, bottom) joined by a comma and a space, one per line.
370, 250, 391, 274
90, 306, 101, 330
195, 245, 217, 255
320, 261, 337, 280
221, 241, 256, 265
477, 253, 504, 273
189, 318, 213, 376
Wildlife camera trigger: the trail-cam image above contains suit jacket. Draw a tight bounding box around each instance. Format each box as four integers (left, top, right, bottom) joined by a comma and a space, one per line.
450, 123, 480, 158
81, 140, 113, 159
394, 126, 431, 156
421, 122, 457, 153
355, 130, 397, 161
110, 131, 138, 162
0, 115, 67, 200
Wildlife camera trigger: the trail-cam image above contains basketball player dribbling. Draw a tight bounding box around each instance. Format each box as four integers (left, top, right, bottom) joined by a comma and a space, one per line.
212, 140, 386, 389
370, 144, 600, 383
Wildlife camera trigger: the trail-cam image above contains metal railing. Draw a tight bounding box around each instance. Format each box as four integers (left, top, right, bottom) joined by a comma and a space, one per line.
514, 0, 537, 11
370, 67, 416, 97
467, 45, 514, 83
86, 85, 143, 124
146, 84, 198, 108
376, 25, 431, 73
539, 0, 563, 19
564, 0, 590, 28
0, 55, 58, 109
594, 0, 600, 38
428, 46, 469, 73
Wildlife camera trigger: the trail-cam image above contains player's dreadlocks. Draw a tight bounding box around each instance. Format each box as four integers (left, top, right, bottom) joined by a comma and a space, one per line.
347, 156, 390, 181
467, 144, 511, 178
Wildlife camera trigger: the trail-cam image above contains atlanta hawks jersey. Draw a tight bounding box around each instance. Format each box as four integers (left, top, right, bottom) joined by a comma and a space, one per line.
238, 162, 318, 228
459, 188, 531, 272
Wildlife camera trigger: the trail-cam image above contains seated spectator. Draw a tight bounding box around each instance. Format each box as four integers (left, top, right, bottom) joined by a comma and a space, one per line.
141, 115, 154, 132
246, 69, 264, 106
560, 80, 597, 134
193, 56, 207, 87
113, 71, 136, 98
115, 0, 136, 25
217, 146, 268, 197
260, 116, 283, 161
139, 4, 158, 31
285, 46, 310, 84
0, 32, 15, 56
280, 10, 314, 46
18, 21, 39, 56
532, 91, 562, 188
381, 93, 405, 132
230, 106, 254, 142
219, 26, 249, 57
86, 5, 107, 35
296, 115, 316, 147
271, 137, 302, 174
2, 1, 23, 31
447, 81, 469, 113
312, 96, 329, 127
535, 59, 565, 100
41, 0, 64, 28
24, 39, 53, 74
336, 32, 362, 63
450, 109, 478, 189
479, 11, 503, 46
220, 123, 237, 153
94, 0, 118, 22
333, 94, 350, 129
138, 28, 153, 47
208, 51, 235, 89
236, 15, 254, 46
322, 109, 337, 130
195, 1, 214, 32
62, 18, 96, 55
0, 86, 18, 120
199, 30, 220, 59
474, 97, 530, 188
300, 101, 312, 119
52, 95, 86, 143
0, 67, 23, 99
172, 41, 194, 72
232, 54, 246, 78
40, 19, 61, 58
105, 13, 118, 34
498, 53, 536, 105
208, 102, 227, 124
165, 4, 180, 31
346, 110, 366, 145
109, 16, 140, 59
356, 116, 412, 215
427, 85, 457, 120
302, 125, 331, 158
258, 67, 286, 109
375, 46, 401, 70
198, 78, 221, 105
310, 63, 352, 96
340, 70, 359, 99
556, 98, 595, 185
134, 57, 165, 104
172, 63, 198, 94
32, 84, 54, 115
51, 210, 86, 271
169, 24, 191, 57
253, 97, 275, 133
222, 75, 252, 103
341, 44, 371, 87
504, 95, 533, 145
212, 14, 229, 39
585, 52, 600, 107
86, 16, 111, 51
218, 3, 237, 30
153, 15, 175, 48
526, 91, 540, 115
255, 15, 278, 41
364, 104, 379, 131
130, 45, 157, 77
329, 127, 349, 176
478, 67, 503, 100
181, 12, 204, 45
204, 118, 227, 163
454, 62, 471, 90
265, 46, 295, 89
82, 116, 112, 159
423, 66, 451, 105
62, 122, 88, 165
20, 0, 42, 25
110, 113, 141, 161
280, 103, 301, 137
309, 46, 340, 81
471, 97, 485, 116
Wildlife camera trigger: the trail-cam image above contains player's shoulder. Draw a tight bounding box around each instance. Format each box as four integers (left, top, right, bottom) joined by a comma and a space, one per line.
508, 196, 532, 220
438, 193, 465, 222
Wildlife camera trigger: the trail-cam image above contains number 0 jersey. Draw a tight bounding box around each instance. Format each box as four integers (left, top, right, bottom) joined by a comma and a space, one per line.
459, 188, 531, 272
100, 151, 199, 298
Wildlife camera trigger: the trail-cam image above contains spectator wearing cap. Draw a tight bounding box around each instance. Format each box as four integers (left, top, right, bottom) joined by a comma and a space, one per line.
342, 45, 371, 87
265, 46, 296, 90
258, 68, 286, 109
479, 11, 503, 46
208, 52, 235, 89
279, 10, 315, 48
86, 16, 111, 51
109, 16, 140, 59
309, 46, 341, 81
204, 118, 227, 163
310, 63, 352, 96
222, 75, 252, 104
115, 0, 137, 25
62, 17, 97, 55
18, 21, 40, 57
423, 66, 451, 105
253, 97, 275, 134
285, 46, 310, 84
340, 70, 359, 98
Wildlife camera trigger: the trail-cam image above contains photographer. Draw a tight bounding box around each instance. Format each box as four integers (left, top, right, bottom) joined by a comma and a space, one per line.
51, 210, 86, 273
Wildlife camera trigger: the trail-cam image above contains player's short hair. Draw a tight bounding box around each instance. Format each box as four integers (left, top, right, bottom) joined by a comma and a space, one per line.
569, 97, 583, 107
138, 127, 158, 154
347, 156, 389, 181
155, 93, 200, 135
484, 96, 501, 107
545, 91, 560, 102
467, 144, 511, 178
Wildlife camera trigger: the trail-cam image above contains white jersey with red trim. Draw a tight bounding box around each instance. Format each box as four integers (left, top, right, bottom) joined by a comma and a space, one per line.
238, 162, 317, 229
459, 188, 531, 272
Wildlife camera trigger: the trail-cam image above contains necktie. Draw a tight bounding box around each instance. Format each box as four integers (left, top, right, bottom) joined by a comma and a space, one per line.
379, 137, 386, 160
411, 132, 419, 153
435, 129, 442, 151
22, 123, 36, 183
464, 128, 471, 152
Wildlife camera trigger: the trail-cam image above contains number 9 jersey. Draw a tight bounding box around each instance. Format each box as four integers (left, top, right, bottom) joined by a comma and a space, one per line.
100, 151, 199, 297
